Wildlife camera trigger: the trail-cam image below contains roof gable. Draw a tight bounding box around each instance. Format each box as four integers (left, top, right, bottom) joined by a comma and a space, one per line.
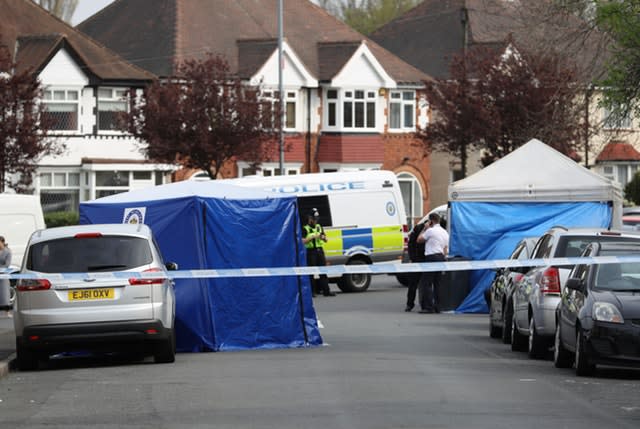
331, 42, 395, 88
247, 40, 317, 87
1, 0, 154, 82
38, 47, 89, 86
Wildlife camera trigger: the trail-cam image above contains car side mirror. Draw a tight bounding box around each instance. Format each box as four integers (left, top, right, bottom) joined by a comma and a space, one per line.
165, 262, 179, 271
565, 277, 584, 292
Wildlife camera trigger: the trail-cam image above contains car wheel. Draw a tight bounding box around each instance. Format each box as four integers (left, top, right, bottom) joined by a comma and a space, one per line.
528, 317, 547, 359
16, 339, 39, 371
511, 312, 528, 352
553, 322, 573, 368
336, 260, 371, 293
575, 327, 595, 377
154, 329, 176, 364
501, 301, 513, 344
489, 302, 501, 339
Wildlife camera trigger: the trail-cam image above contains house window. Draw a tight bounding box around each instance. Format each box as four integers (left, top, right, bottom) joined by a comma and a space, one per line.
603, 104, 632, 130
261, 90, 297, 130
98, 88, 128, 131
42, 89, 79, 131
389, 90, 416, 130
618, 165, 629, 185
343, 90, 376, 129
39, 171, 81, 213
398, 172, 423, 228
327, 89, 338, 127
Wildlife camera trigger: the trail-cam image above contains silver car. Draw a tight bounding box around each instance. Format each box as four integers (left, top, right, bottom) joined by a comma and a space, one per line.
14, 224, 177, 370
511, 227, 640, 359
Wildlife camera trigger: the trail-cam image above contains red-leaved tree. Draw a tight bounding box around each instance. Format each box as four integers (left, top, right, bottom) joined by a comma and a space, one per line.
125, 54, 278, 179
0, 38, 59, 193
419, 42, 583, 176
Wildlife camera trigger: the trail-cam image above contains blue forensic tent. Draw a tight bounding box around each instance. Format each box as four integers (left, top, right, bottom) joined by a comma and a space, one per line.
79, 180, 322, 352
448, 139, 623, 313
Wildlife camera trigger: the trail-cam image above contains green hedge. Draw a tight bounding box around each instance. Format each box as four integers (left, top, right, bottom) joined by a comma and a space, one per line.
44, 211, 80, 228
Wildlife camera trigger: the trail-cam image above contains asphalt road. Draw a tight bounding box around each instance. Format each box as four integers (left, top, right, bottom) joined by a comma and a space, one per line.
0, 276, 639, 429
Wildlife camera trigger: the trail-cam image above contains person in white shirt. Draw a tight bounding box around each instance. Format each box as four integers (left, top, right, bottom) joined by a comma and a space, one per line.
416, 213, 449, 313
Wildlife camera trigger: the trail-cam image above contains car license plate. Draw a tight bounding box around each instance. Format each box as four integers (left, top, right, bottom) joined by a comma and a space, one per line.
68, 288, 115, 301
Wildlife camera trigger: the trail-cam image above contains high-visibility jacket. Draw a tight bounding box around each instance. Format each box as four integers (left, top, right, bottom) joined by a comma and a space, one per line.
303, 224, 325, 249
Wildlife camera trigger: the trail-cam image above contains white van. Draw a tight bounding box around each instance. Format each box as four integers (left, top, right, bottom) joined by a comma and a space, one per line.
0, 194, 46, 268
227, 170, 407, 292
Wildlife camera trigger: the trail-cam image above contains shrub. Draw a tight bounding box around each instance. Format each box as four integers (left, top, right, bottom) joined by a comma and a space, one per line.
44, 211, 79, 228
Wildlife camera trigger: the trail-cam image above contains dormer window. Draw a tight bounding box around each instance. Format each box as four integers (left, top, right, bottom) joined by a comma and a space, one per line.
43, 88, 79, 131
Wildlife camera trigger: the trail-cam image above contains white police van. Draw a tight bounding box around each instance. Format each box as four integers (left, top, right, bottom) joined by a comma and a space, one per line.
227, 170, 407, 292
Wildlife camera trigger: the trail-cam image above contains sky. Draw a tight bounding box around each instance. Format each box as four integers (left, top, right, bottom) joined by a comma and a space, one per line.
72, 0, 115, 25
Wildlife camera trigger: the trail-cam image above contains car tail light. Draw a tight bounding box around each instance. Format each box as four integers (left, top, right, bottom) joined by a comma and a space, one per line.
74, 232, 102, 239
129, 268, 165, 285
16, 279, 51, 291
540, 267, 561, 294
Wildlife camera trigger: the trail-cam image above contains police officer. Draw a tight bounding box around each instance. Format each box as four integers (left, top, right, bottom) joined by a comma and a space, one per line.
303, 209, 336, 297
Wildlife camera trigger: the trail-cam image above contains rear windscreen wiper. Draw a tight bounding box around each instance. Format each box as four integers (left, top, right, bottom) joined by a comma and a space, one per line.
87, 264, 128, 271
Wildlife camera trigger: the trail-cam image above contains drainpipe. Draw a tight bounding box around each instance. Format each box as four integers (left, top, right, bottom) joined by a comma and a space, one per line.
306, 87, 312, 173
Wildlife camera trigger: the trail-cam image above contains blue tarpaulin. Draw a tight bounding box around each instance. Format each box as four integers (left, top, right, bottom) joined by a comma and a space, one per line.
79, 181, 322, 352
450, 201, 612, 313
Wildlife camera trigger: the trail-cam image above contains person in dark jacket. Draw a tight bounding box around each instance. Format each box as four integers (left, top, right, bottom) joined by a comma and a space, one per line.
404, 221, 426, 311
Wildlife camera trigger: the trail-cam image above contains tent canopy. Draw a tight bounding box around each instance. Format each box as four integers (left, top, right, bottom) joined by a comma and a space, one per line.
448, 139, 621, 313
80, 180, 322, 352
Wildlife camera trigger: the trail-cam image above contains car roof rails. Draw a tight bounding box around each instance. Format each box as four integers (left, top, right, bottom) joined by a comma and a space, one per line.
549, 225, 568, 231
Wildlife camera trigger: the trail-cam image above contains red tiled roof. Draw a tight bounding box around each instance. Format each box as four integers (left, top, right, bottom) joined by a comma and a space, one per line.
596, 141, 640, 162
78, 0, 429, 84
1, 0, 154, 82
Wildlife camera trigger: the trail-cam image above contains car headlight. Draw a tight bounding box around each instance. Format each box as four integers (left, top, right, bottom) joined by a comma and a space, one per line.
592, 302, 624, 324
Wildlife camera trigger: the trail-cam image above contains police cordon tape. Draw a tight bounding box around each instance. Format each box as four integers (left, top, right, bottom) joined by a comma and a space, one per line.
1, 254, 640, 281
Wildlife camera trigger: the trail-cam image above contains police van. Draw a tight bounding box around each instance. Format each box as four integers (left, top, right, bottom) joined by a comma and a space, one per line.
227, 170, 407, 292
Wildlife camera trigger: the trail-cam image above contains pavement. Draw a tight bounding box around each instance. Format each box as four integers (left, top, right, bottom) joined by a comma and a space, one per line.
0, 313, 15, 379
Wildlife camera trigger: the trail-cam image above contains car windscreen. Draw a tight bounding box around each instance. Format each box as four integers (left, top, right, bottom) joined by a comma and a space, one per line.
594, 249, 640, 291
27, 236, 153, 273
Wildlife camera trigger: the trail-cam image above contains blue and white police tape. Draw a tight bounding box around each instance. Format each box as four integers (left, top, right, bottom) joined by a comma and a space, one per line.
1, 254, 640, 280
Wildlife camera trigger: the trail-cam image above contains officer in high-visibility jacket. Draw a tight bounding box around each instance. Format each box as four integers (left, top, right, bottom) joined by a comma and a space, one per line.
302, 209, 336, 297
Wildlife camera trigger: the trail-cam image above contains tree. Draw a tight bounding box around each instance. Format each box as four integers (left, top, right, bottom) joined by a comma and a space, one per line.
0, 39, 60, 193
419, 43, 583, 176
125, 54, 277, 180
33, 0, 78, 23
318, 0, 421, 35
594, 0, 640, 121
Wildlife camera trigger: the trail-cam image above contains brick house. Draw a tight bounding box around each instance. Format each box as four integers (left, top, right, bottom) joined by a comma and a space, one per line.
1, 0, 177, 213
77, 0, 434, 224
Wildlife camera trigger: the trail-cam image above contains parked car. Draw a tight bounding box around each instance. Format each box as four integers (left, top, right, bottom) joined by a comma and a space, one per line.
13, 224, 178, 370
488, 236, 538, 342
622, 215, 640, 231
510, 227, 640, 358
554, 241, 640, 375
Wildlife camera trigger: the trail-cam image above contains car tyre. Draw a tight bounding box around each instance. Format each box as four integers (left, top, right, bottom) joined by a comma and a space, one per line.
528, 317, 547, 359
336, 260, 371, 293
489, 302, 501, 339
511, 312, 528, 352
553, 322, 573, 368
16, 339, 39, 371
575, 327, 595, 377
154, 329, 176, 364
501, 300, 513, 344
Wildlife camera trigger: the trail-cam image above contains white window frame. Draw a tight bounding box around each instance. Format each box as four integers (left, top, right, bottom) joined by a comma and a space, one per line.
237, 161, 302, 177
38, 170, 81, 213
323, 88, 378, 132
42, 87, 81, 133
97, 87, 129, 132
603, 104, 633, 130
261, 89, 298, 131
397, 172, 423, 227
388, 90, 416, 132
